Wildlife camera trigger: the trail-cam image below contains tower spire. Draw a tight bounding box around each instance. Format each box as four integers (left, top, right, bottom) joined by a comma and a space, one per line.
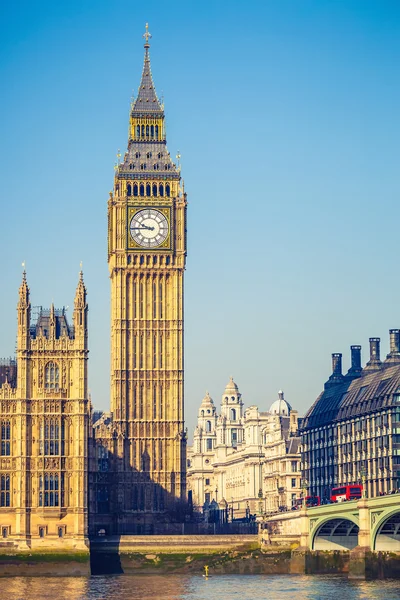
131, 23, 162, 114
18, 265, 30, 308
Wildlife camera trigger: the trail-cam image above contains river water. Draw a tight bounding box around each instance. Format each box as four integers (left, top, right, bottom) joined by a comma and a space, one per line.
1, 575, 400, 600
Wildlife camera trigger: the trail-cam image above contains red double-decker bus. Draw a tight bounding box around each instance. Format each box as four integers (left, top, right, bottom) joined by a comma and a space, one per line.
331, 485, 363, 503
293, 495, 320, 509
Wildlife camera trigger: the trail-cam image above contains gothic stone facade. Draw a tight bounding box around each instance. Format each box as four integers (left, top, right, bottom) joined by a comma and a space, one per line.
0, 273, 89, 549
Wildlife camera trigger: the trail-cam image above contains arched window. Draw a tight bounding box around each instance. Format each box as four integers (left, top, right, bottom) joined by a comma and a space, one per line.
0, 475, 10, 507
155, 125, 159, 140
166, 184, 170, 197
133, 183, 138, 196
140, 184, 144, 197
146, 125, 149, 138
45, 362, 59, 391
230, 408, 236, 421
1, 420, 10, 456
159, 184, 164, 197
141, 125, 145, 138
152, 184, 158, 196
127, 184, 132, 196
206, 421, 212, 433
146, 183, 151, 196
136, 125, 140, 138
201, 410, 204, 417
150, 125, 154, 138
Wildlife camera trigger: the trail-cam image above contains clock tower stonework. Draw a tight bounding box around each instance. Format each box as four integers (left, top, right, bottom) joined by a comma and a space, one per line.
107, 27, 187, 522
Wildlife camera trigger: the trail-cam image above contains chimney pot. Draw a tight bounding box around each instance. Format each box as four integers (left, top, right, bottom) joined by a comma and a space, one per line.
332, 353, 342, 376
369, 338, 381, 362
350, 345, 362, 371
389, 329, 400, 355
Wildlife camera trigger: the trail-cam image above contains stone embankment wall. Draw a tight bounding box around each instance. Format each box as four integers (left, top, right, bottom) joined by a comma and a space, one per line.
0, 549, 90, 576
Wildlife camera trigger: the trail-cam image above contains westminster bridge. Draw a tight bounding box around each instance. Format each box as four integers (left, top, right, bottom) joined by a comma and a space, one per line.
264, 493, 400, 552
261, 493, 400, 577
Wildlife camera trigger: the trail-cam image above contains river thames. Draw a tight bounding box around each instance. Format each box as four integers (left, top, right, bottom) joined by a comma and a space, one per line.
1, 575, 400, 600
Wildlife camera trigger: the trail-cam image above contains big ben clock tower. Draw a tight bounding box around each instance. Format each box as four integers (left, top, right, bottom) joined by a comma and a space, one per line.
107, 25, 187, 519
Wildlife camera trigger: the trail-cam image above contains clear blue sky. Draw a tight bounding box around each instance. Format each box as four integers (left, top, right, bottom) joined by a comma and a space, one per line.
1, 1, 400, 437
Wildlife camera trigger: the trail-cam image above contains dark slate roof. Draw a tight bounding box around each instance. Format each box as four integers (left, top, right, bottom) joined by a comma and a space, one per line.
118, 142, 179, 179
132, 47, 163, 115
30, 308, 73, 340
302, 363, 400, 430
286, 436, 301, 454
0, 359, 17, 388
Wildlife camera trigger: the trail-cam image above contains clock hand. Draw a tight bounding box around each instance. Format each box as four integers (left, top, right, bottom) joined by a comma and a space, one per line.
132, 225, 155, 231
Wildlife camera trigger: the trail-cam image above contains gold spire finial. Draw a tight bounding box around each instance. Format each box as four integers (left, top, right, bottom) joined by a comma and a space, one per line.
143, 23, 152, 47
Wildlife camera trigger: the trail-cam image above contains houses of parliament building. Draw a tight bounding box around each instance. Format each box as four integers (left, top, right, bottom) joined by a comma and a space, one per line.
0, 26, 187, 548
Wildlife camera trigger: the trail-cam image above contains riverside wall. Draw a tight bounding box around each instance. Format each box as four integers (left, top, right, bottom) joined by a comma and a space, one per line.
0, 533, 400, 578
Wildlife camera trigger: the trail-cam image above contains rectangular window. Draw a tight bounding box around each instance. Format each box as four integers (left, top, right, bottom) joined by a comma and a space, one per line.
291, 478, 296, 488
231, 429, 237, 447
153, 335, 157, 369
153, 282, 157, 319
0, 421, 10, 456
40, 419, 63, 456
139, 335, 144, 369
139, 281, 144, 319
205, 492, 211, 503
159, 335, 163, 369
139, 384, 144, 420
38, 473, 63, 507
159, 385, 163, 419
205, 478, 210, 485
153, 386, 157, 419
97, 486, 109, 513
159, 282, 163, 319
206, 438, 213, 451
291, 461, 298, 472
0, 474, 10, 507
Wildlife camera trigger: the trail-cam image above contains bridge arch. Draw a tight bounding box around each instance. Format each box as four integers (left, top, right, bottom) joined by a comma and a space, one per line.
373, 509, 400, 551
312, 516, 359, 551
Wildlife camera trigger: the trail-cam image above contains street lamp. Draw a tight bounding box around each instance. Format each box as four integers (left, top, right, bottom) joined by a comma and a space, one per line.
301, 478, 308, 508
360, 466, 366, 498
215, 487, 218, 502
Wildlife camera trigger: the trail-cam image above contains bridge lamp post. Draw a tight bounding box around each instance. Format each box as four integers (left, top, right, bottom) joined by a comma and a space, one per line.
360, 466, 366, 498
301, 478, 308, 508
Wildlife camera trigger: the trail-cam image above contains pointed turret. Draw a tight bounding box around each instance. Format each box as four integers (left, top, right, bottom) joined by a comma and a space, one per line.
18, 269, 30, 310
74, 269, 87, 309
17, 268, 31, 393
17, 268, 31, 348
73, 269, 88, 348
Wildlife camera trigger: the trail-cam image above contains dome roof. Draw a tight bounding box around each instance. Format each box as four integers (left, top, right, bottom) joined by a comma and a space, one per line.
224, 376, 239, 393
200, 391, 214, 407
269, 390, 292, 416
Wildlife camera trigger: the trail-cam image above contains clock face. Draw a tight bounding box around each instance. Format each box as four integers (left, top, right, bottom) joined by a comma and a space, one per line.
129, 208, 169, 248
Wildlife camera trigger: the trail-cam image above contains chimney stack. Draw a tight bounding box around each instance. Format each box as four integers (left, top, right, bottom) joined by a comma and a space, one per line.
365, 337, 382, 371
385, 329, 400, 364
345, 345, 362, 379
325, 353, 344, 388
332, 353, 342, 376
